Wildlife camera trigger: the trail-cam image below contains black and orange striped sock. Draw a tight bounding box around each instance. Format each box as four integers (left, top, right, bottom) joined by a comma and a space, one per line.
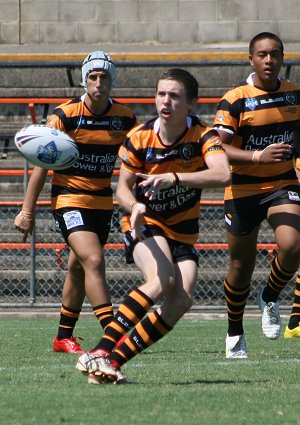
262, 255, 296, 303
93, 303, 114, 330
224, 278, 250, 336
57, 305, 81, 340
288, 275, 300, 329
93, 288, 154, 352
110, 310, 173, 369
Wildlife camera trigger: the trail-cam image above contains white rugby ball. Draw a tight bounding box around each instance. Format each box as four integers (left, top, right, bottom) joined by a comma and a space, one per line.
14, 124, 79, 170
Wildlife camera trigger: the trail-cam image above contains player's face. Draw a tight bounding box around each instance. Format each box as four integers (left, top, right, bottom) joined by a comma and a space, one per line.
249, 38, 283, 90
155, 79, 195, 126
86, 70, 112, 102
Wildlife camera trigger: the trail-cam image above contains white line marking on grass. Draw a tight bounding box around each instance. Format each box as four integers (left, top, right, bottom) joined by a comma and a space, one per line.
0, 364, 75, 372
128, 358, 300, 369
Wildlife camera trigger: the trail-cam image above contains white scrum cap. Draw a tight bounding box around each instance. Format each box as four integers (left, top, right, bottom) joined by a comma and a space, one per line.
81, 51, 116, 90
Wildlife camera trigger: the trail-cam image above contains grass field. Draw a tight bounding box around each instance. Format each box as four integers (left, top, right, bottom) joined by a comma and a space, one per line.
1, 314, 300, 425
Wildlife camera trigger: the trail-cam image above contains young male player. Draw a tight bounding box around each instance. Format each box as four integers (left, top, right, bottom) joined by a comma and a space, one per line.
75, 68, 231, 383
14, 51, 136, 353
213, 32, 300, 358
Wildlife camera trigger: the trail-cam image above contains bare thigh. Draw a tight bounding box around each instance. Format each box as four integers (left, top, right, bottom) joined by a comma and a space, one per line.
133, 235, 176, 302
67, 231, 110, 304
268, 203, 300, 270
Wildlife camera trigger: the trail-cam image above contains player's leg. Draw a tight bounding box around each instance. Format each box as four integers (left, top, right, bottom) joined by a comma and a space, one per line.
76, 234, 176, 382
109, 249, 198, 371
68, 230, 113, 312
224, 205, 267, 358
225, 229, 258, 329
266, 203, 300, 338
267, 203, 300, 298
86, 234, 175, 353
285, 274, 300, 338
86, 248, 198, 384
53, 249, 86, 353
158, 257, 198, 325
224, 226, 259, 358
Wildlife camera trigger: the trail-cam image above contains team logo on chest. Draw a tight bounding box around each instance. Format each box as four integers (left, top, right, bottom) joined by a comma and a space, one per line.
179, 143, 194, 160
245, 98, 259, 111
285, 91, 297, 106
110, 116, 124, 131
146, 148, 155, 162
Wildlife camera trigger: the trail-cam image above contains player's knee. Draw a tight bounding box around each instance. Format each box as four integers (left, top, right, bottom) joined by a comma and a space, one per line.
279, 242, 300, 263
84, 253, 105, 272
229, 257, 255, 277
154, 273, 176, 297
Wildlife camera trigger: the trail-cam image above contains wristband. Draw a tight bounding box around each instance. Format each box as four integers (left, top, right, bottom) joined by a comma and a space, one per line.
130, 202, 138, 212
252, 150, 262, 163
175, 173, 183, 185
130, 202, 144, 213
173, 173, 179, 185
167, 173, 178, 187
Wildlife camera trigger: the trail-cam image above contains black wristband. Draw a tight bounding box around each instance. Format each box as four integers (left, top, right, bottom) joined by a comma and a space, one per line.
173, 173, 179, 186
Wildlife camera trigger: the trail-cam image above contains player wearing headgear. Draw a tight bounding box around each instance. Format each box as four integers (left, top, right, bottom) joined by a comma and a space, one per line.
14, 51, 136, 353
81, 51, 116, 91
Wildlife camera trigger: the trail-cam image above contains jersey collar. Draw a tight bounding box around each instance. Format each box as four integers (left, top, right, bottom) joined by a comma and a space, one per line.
153, 116, 192, 134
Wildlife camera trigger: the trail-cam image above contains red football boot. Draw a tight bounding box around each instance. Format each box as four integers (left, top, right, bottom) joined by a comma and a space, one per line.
52, 336, 85, 354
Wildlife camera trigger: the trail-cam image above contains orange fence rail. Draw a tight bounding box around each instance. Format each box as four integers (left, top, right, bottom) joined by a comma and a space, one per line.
0, 199, 224, 207
0, 242, 278, 251
0, 169, 121, 177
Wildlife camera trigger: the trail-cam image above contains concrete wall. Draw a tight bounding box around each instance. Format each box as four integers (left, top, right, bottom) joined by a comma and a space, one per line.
1, 0, 300, 45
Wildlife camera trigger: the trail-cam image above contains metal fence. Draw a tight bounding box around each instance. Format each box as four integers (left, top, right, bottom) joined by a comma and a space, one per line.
0, 201, 296, 309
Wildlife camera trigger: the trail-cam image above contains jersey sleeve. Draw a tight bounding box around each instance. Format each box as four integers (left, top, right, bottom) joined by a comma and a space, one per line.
213, 89, 242, 135
118, 126, 145, 174
46, 110, 66, 132
200, 127, 225, 159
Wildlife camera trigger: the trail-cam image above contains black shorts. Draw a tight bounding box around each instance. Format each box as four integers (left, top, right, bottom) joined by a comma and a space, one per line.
224, 187, 300, 236
52, 207, 113, 246
123, 224, 199, 265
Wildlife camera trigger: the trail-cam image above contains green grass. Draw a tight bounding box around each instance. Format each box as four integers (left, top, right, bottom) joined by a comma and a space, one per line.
1, 316, 300, 425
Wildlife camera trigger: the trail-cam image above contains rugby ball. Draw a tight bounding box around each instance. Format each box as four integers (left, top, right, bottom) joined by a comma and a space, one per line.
14, 124, 79, 170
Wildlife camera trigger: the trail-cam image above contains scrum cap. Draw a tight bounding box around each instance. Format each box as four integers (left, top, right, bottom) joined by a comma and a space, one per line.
81, 51, 116, 90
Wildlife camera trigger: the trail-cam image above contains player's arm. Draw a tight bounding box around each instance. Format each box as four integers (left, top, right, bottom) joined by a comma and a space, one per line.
217, 128, 291, 164
14, 166, 48, 241
176, 151, 231, 188
136, 151, 231, 196
116, 167, 146, 240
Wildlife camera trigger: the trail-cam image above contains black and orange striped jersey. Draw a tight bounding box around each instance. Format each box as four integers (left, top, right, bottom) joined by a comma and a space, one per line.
214, 73, 300, 211
119, 115, 225, 245
46, 95, 136, 211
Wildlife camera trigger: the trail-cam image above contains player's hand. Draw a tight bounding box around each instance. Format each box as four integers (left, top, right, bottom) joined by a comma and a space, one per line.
136, 172, 176, 200
130, 202, 146, 240
253, 143, 292, 163
14, 208, 35, 242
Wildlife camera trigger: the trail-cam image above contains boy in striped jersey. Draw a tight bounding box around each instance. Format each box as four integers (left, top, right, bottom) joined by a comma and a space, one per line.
14, 51, 136, 353
76, 68, 231, 383
213, 32, 300, 358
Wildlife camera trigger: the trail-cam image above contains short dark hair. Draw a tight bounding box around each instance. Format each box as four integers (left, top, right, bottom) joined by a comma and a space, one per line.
249, 32, 284, 55
156, 68, 199, 101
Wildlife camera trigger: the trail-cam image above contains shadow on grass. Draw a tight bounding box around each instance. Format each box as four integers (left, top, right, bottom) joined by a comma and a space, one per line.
129, 379, 255, 386
172, 379, 253, 385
